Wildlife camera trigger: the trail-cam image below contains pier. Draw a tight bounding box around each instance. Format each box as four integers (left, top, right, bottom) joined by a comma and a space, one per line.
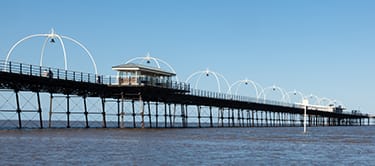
0, 60, 371, 129
0, 29, 373, 129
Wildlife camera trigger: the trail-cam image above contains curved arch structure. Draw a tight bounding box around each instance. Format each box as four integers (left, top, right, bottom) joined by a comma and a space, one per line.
186, 68, 230, 93
4, 30, 344, 109
228, 79, 263, 99
318, 97, 333, 106
286, 90, 305, 104
259, 85, 288, 103
5, 28, 98, 75
305, 94, 320, 105
125, 53, 179, 81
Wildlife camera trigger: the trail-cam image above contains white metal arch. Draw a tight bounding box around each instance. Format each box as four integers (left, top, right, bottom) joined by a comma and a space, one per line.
185, 68, 230, 93
5, 33, 67, 70
125, 53, 179, 81
318, 97, 333, 106
286, 90, 305, 104
5, 28, 98, 74
227, 79, 263, 99
305, 94, 320, 105
60, 36, 98, 75
259, 85, 288, 103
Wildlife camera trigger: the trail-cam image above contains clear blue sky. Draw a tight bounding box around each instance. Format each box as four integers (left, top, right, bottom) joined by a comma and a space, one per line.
1, 0, 374, 114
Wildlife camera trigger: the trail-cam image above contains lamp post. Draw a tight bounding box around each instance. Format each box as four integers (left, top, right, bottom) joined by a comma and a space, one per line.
302, 99, 309, 133
227, 79, 262, 101
4, 28, 98, 75
125, 52, 179, 81
186, 68, 230, 93
260, 85, 288, 103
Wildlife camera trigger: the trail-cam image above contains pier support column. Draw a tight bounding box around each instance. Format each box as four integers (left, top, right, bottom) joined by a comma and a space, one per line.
220, 108, 224, 127
251, 110, 255, 127
147, 101, 152, 128
36, 91, 43, 129
66, 94, 70, 128
164, 103, 167, 128
101, 97, 107, 128
209, 106, 213, 127
121, 94, 126, 128
229, 109, 232, 127
155, 102, 159, 128
246, 110, 249, 127
117, 99, 120, 128
289, 113, 293, 127
83, 96, 89, 128
180, 104, 186, 128
231, 109, 235, 127
185, 105, 188, 128
169, 104, 172, 127
180, 104, 185, 128
368, 118, 370, 126
237, 109, 241, 127
241, 109, 245, 127
120, 94, 125, 128
172, 104, 177, 127
48, 93, 53, 128
140, 94, 144, 128
15, 90, 22, 129
132, 100, 136, 128
197, 105, 201, 128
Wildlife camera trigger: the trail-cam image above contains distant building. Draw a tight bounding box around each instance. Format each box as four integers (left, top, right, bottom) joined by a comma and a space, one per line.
333, 105, 344, 113
352, 110, 361, 115
112, 63, 176, 86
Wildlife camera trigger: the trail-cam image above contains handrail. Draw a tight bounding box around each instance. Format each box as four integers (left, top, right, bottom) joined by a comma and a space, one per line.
187, 88, 363, 116
0, 60, 190, 91
188, 88, 297, 108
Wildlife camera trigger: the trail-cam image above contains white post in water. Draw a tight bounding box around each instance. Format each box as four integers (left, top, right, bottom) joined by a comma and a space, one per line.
302, 99, 309, 133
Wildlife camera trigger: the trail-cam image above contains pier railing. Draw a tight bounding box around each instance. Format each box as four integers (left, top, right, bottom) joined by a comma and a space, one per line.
0, 60, 189, 91
188, 88, 300, 109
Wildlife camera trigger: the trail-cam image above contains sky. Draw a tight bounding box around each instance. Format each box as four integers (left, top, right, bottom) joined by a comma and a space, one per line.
0, 0, 374, 114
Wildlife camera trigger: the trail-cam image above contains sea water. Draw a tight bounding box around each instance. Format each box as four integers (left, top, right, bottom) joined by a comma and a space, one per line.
0, 126, 374, 165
